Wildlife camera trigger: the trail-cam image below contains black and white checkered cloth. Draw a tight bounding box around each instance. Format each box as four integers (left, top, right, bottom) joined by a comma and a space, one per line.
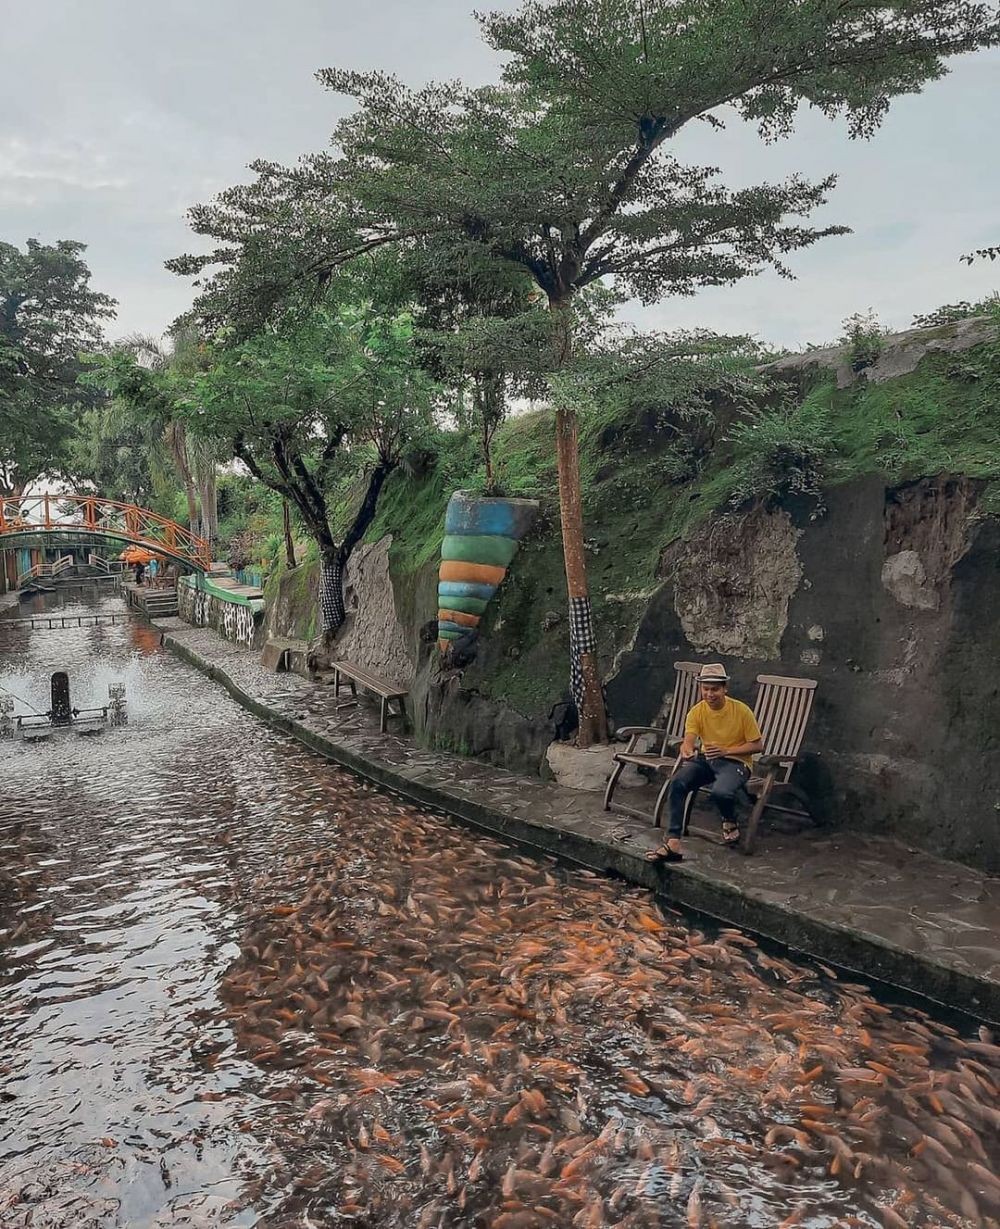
568, 595, 596, 714
320, 556, 346, 633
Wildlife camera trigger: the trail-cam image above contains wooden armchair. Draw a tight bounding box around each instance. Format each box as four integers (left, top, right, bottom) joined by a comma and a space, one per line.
605, 665, 818, 855
731, 674, 817, 854
603, 662, 702, 821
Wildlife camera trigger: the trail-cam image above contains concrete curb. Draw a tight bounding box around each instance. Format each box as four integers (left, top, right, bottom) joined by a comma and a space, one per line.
161, 632, 999, 1024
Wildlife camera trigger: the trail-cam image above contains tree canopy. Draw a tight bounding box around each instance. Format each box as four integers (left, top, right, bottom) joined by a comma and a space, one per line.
179, 295, 437, 634
0, 238, 116, 495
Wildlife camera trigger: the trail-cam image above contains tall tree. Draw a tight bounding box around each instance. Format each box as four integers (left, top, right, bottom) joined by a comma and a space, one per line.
0, 238, 116, 495
81, 331, 222, 541
180, 300, 435, 639
69, 400, 165, 508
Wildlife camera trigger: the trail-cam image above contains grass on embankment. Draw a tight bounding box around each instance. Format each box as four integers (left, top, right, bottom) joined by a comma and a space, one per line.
365, 334, 1000, 717
820, 348, 1000, 510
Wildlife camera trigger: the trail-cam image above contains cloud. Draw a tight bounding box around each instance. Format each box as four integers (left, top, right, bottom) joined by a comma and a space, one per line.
1, 1, 996, 348
0, 137, 130, 198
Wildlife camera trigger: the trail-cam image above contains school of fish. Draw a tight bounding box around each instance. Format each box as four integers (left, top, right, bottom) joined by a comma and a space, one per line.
1, 602, 998, 1228
214, 779, 1000, 1229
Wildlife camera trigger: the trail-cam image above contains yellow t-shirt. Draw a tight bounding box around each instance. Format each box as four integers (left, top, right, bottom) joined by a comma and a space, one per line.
684, 698, 762, 768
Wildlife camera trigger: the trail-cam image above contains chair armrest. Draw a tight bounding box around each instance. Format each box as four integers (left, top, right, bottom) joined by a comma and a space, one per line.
615, 726, 668, 738
756, 754, 796, 770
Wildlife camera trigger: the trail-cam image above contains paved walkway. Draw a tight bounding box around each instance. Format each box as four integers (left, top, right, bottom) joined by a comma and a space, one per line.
156, 618, 1000, 1024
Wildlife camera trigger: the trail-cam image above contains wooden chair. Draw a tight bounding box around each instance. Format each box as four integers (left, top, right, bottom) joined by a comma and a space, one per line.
603, 662, 702, 822
733, 674, 817, 854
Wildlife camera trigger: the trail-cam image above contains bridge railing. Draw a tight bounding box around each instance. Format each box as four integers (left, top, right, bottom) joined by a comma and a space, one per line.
0, 494, 212, 569
87, 554, 127, 574
16, 555, 75, 586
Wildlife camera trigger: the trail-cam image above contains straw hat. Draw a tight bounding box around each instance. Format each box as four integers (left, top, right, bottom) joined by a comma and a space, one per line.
698, 663, 730, 684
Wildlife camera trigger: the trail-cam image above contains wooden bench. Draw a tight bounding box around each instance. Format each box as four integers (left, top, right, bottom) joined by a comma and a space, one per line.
329, 661, 407, 734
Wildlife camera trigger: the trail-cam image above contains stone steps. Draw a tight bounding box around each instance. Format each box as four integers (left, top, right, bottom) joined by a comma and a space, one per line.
142, 590, 179, 617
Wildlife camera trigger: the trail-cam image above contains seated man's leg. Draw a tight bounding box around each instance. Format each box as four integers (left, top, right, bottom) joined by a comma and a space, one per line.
707, 758, 750, 823
666, 759, 712, 836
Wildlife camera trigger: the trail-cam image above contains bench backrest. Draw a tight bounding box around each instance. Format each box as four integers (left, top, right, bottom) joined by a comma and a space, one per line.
753, 673, 818, 782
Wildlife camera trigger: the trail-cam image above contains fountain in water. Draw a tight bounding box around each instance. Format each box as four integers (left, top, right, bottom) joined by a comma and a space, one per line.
1, 673, 127, 741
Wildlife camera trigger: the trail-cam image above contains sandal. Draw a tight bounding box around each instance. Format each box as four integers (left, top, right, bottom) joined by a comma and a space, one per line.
645, 841, 684, 864
721, 822, 741, 849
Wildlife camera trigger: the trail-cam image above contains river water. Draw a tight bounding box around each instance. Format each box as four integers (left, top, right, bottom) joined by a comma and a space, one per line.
1, 591, 997, 1229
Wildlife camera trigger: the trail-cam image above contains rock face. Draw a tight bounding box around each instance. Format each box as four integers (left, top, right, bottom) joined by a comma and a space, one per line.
761, 315, 999, 389
335, 537, 413, 686
882, 550, 938, 611
663, 508, 802, 659
406, 654, 555, 776
607, 475, 1000, 872
262, 563, 319, 644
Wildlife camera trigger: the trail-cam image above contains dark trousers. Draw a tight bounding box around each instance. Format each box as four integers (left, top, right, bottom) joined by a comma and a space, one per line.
667, 756, 750, 837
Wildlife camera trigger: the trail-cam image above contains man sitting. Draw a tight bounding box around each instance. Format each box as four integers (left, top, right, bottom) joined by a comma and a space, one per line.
646, 663, 763, 862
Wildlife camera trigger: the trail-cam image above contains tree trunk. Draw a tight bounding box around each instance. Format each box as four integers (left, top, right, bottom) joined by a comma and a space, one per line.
317, 459, 397, 645
165, 421, 200, 536
192, 437, 219, 545
282, 498, 296, 570
319, 549, 346, 638
198, 464, 218, 545
549, 296, 608, 747
478, 370, 506, 495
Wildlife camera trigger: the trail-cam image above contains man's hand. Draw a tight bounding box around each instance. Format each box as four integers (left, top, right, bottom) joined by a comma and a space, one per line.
703, 743, 725, 760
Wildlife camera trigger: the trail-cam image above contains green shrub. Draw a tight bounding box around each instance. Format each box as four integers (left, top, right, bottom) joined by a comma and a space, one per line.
726, 391, 832, 509
911, 293, 1000, 330
839, 310, 890, 373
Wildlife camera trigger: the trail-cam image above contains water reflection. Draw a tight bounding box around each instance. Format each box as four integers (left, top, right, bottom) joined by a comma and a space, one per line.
1, 593, 997, 1228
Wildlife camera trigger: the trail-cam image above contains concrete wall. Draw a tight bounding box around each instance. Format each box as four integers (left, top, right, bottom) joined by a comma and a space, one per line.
257, 471, 1000, 869
606, 477, 1000, 871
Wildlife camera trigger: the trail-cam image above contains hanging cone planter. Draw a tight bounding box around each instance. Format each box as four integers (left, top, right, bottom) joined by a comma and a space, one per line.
437, 492, 538, 654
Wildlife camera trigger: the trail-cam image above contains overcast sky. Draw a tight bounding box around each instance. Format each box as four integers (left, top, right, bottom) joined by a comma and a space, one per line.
2, 0, 998, 352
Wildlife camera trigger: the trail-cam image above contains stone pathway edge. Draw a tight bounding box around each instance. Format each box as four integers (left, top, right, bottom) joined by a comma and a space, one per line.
161, 631, 999, 1025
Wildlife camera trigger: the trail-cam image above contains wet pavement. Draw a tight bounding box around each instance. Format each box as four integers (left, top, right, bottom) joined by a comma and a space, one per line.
1, 591, 999, 1229
155, 618, 1000, 1027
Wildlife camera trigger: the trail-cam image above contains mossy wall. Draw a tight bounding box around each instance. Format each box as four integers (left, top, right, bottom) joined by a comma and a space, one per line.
263, 561, 319, 643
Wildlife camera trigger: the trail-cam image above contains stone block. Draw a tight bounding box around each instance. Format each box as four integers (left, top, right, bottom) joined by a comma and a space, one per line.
545, 741, 646, 793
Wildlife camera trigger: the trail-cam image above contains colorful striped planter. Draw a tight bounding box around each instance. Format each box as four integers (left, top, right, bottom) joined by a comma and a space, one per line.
438, 492, 538, 653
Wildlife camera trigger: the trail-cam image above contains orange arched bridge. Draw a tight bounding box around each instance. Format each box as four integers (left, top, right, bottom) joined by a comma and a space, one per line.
0, 493, 212, 570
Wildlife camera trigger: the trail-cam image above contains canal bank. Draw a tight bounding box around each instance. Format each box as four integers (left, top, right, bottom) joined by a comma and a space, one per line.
153, 617, 1000, 1025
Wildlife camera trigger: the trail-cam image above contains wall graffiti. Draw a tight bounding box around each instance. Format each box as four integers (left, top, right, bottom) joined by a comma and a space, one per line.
178, 580, 261, 649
